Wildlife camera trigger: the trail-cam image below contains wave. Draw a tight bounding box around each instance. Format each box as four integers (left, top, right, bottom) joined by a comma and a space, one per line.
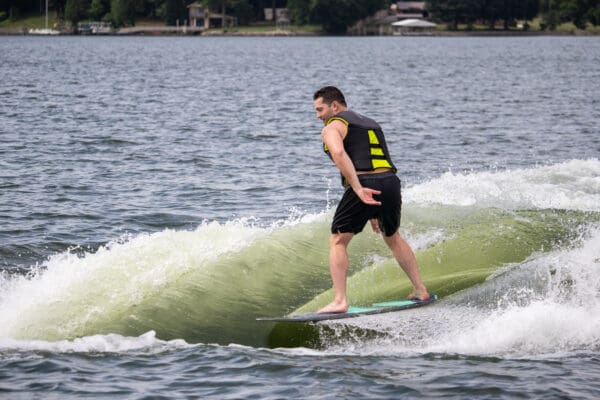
0, 160, 598, 350
0, 217, 334, 345
312, 225, 600, 357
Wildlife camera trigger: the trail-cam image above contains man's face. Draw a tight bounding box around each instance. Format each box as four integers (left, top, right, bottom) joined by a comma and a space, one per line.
314, 97, 336, 125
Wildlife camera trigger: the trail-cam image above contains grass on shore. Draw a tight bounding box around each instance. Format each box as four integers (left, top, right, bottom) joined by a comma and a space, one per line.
214, 23, 322, 34
0, 14, 60, 29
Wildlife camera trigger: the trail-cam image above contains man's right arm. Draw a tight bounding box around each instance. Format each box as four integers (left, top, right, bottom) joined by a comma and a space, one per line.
322, 121, 381, 206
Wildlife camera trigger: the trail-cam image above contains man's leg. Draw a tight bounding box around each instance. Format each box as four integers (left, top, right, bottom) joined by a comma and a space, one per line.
318, 232, 354, 313
383, 232, 429, 300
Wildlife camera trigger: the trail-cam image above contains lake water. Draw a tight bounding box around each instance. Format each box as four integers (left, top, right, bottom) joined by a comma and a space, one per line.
1, 35, 599, 398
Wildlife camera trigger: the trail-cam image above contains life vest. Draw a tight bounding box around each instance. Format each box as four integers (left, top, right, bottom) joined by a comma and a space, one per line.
323, 110, 397, 186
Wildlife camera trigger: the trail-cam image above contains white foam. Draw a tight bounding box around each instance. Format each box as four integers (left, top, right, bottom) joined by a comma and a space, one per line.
446, 227, 599, 356
0, 330, 191, 354
432, 300, 600, 356
406, 158, 600, 212
406, 229, 447, 250
330, 226, 600, 357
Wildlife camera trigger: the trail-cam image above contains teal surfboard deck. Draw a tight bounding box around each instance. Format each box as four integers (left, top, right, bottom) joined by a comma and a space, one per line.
257, 295, 438, 323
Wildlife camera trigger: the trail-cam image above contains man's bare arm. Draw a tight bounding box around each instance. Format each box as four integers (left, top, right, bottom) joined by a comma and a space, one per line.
322, 121, 381, 206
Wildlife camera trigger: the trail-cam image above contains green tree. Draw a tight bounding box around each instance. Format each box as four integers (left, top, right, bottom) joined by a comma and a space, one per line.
110, 0, 136, 26
136, 0, 164, 18
287, 0, 310, 24
66, 0, 91, 25
310, 0, 387, 34
496, 0, 539, 29
163, 0, 186, 25
560, 0, 586, 28
539, 0, 558, 29
51, 0, 68, 18
0, 0, 38, 15
89, 0, 109, 20
589, 2, 600, 25
428, 0, 539, 30
541, 0, 597, 30
427, 0, 473, 30
232, 0, 254, 25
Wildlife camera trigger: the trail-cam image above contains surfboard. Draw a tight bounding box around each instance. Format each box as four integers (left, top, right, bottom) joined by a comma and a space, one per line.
257, 295, 438, 323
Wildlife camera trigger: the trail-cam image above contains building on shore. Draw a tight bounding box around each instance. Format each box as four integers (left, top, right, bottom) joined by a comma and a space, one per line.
188, 2, 237, 29
349, 1, 431, 35
77, 21, 113, 35
391, 18, 437, 35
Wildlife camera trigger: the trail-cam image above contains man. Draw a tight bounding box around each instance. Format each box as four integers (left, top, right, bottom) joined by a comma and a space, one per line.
313, 86, 429, 314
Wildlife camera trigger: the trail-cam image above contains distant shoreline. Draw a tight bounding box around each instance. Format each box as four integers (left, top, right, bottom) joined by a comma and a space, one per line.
1, 26, 599, 37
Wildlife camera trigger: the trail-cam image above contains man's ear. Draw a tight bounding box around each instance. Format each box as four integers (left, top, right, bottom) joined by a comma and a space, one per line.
331, 100, 340, 113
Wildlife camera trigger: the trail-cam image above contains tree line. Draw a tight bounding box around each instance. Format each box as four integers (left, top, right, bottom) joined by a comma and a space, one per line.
427, 0, 600, 31
1, 0, 273, 27
1, 0, 599, 33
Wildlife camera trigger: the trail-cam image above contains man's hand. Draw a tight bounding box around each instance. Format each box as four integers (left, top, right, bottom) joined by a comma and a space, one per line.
355, 187, 382, 206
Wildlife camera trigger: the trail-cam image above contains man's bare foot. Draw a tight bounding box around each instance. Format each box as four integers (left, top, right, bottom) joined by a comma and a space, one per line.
318, 300, 348, 314
407, 289, 430, 301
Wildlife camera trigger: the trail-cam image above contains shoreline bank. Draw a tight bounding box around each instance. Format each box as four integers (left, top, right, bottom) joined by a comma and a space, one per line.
1, 26, 599, 37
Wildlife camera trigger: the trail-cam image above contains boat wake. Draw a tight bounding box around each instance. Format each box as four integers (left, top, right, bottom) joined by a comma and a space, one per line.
0, 159, 598, 351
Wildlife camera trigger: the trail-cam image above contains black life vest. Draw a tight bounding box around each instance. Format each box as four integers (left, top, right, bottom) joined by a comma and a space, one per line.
323, 110, 397, 186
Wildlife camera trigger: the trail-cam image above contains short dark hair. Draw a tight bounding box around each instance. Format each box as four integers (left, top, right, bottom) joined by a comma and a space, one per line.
313, 86, 347, 107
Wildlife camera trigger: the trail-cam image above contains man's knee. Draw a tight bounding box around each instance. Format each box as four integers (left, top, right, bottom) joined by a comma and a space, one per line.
330, 232, 353, 247
383, 231, 401, 247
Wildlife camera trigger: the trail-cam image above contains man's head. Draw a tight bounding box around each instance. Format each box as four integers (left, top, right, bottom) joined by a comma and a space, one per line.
313, 86, 347, 124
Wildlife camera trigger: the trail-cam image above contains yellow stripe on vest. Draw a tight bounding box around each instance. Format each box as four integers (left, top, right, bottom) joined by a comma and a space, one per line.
370, 148, 384, 156
326, 116, 349, 126
368, 130, 379, 144
372, 159, 392, 169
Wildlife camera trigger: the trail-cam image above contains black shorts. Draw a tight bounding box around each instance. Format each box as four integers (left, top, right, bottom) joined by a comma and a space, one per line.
331, 172, 402, 237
